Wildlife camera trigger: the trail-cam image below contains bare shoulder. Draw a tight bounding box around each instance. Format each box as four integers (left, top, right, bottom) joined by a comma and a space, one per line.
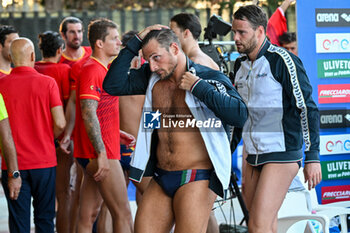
191, 51, 220, 71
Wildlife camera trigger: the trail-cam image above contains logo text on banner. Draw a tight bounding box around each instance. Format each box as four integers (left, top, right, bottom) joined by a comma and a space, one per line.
316, 33, 350, 53
321, 160, 350, 180
320, 134, 350, 155
317, 59, 350, 78
318, 84, 350, 104
319, 109, 350, 128
316, 8, 350, 27
321, 185, 350, 204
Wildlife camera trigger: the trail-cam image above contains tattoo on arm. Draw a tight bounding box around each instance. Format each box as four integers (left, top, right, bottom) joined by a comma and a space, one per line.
81, 99, 105, 154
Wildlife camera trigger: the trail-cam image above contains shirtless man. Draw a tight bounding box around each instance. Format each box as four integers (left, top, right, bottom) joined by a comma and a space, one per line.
170, 12, 220, 233
103, 26, 247, 233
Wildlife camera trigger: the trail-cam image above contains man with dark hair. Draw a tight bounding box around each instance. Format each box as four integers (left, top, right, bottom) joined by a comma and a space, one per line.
59, 16, 92, 66
278, 31, 297, 55
231, 5, 321, 233
36, 31, 70, 104
58, 16, 92, 233
170, 12, 219, 70
0, 37, 66, 233
170, 12, 220, 233
34, 31, 71, 233
0, 25, 18, 78
103, 25, 247, 233
73, 18, 132, 233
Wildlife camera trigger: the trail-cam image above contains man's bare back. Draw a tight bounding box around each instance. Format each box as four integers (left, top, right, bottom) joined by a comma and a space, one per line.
152, 79, 212, 171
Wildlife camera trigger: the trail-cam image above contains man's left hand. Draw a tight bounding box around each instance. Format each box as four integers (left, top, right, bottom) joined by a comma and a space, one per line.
179, 72, 200, 91
8, 177, 22, 200
304, 162, 322, 190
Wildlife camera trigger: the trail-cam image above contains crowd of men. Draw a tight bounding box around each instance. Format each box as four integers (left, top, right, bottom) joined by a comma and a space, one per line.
0, 2, 321, 233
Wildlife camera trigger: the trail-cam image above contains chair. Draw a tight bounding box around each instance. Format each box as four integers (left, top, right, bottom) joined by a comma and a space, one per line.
278, 186, 330, 233
277, 168, 350, 233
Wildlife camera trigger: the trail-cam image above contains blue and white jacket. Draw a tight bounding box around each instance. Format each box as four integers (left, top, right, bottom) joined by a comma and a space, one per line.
103, 36, 248, 197
233, 38, 320, 165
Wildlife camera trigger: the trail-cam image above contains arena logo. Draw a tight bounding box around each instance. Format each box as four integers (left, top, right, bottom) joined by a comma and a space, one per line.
318, 84, 350, 104
319, 109, 350, 129
320, 114, 343, 124
321, 185, 350, 204
320, 134, 350, 155
316, 9, 350, 27
316, 33, 350, 53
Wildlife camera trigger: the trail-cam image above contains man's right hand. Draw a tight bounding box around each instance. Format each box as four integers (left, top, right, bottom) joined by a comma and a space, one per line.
94, 152, 110, 182
59, 135, 71, 154
138, 24, 169, 40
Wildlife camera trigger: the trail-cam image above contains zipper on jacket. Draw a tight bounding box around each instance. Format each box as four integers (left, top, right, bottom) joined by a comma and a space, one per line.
246, 61, 260, 165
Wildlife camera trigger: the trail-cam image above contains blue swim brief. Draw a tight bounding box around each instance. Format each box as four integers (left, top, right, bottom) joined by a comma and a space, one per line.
153, 167, 213, 197
120, 145, 134, 170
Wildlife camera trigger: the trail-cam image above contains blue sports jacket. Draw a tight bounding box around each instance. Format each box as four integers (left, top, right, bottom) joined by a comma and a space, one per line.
103, 36, 248, 197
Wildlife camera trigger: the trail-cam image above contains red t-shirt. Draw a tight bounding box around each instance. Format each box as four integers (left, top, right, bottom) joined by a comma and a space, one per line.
59, 46, 92, 67
74, 57, 120, 160
34, 61, 71, 104
0, 69, 11, 79
0, 66, 62, 170
69, 56, 90, 91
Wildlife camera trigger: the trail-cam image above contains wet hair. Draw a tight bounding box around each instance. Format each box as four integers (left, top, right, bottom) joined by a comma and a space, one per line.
59, 16, 83, 35
38, 31, 64, 58
233, 5, 267, 32
121, 30, 138, 47
0, 25, 18, 46
170, 13, 202, 40
88, 18, 118, 50
141, 28, 181, 51
278, 32, 296, 45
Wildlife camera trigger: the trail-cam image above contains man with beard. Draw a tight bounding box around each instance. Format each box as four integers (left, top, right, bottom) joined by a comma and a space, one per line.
59, 17, 92, 66
58, 16, 92, 233
103, 26, 247, 233
231, 5, 321, 233
0, 25, 19, 78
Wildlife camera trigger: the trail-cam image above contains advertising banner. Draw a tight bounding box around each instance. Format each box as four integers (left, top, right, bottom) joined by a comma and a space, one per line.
316, 8, 350, 27
317, 59, 350, 78
318, 84, 350, 104
321, 185, 350, 204
320, 134, 350, 155
319, 109, 350, 128
321, 160, 350, 180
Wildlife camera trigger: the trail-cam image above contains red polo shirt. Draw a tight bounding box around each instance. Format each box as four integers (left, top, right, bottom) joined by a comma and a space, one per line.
0, 66, 62, 170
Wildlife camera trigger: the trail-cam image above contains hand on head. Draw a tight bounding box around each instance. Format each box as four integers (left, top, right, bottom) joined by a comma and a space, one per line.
138, 24, 169, 40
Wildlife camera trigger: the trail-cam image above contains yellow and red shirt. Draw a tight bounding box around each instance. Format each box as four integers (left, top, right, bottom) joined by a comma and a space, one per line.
74, 57, 120, 160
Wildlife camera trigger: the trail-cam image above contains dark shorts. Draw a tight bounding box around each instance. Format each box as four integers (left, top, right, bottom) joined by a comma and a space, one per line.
120, 145, 134, 171
251, 160, 302, 172
76, 158, 91, 169
153, 167, 214, 198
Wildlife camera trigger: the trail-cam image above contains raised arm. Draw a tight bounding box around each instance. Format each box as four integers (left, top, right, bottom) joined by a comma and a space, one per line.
103, 24, 168, 96
179, 71, 248, 127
